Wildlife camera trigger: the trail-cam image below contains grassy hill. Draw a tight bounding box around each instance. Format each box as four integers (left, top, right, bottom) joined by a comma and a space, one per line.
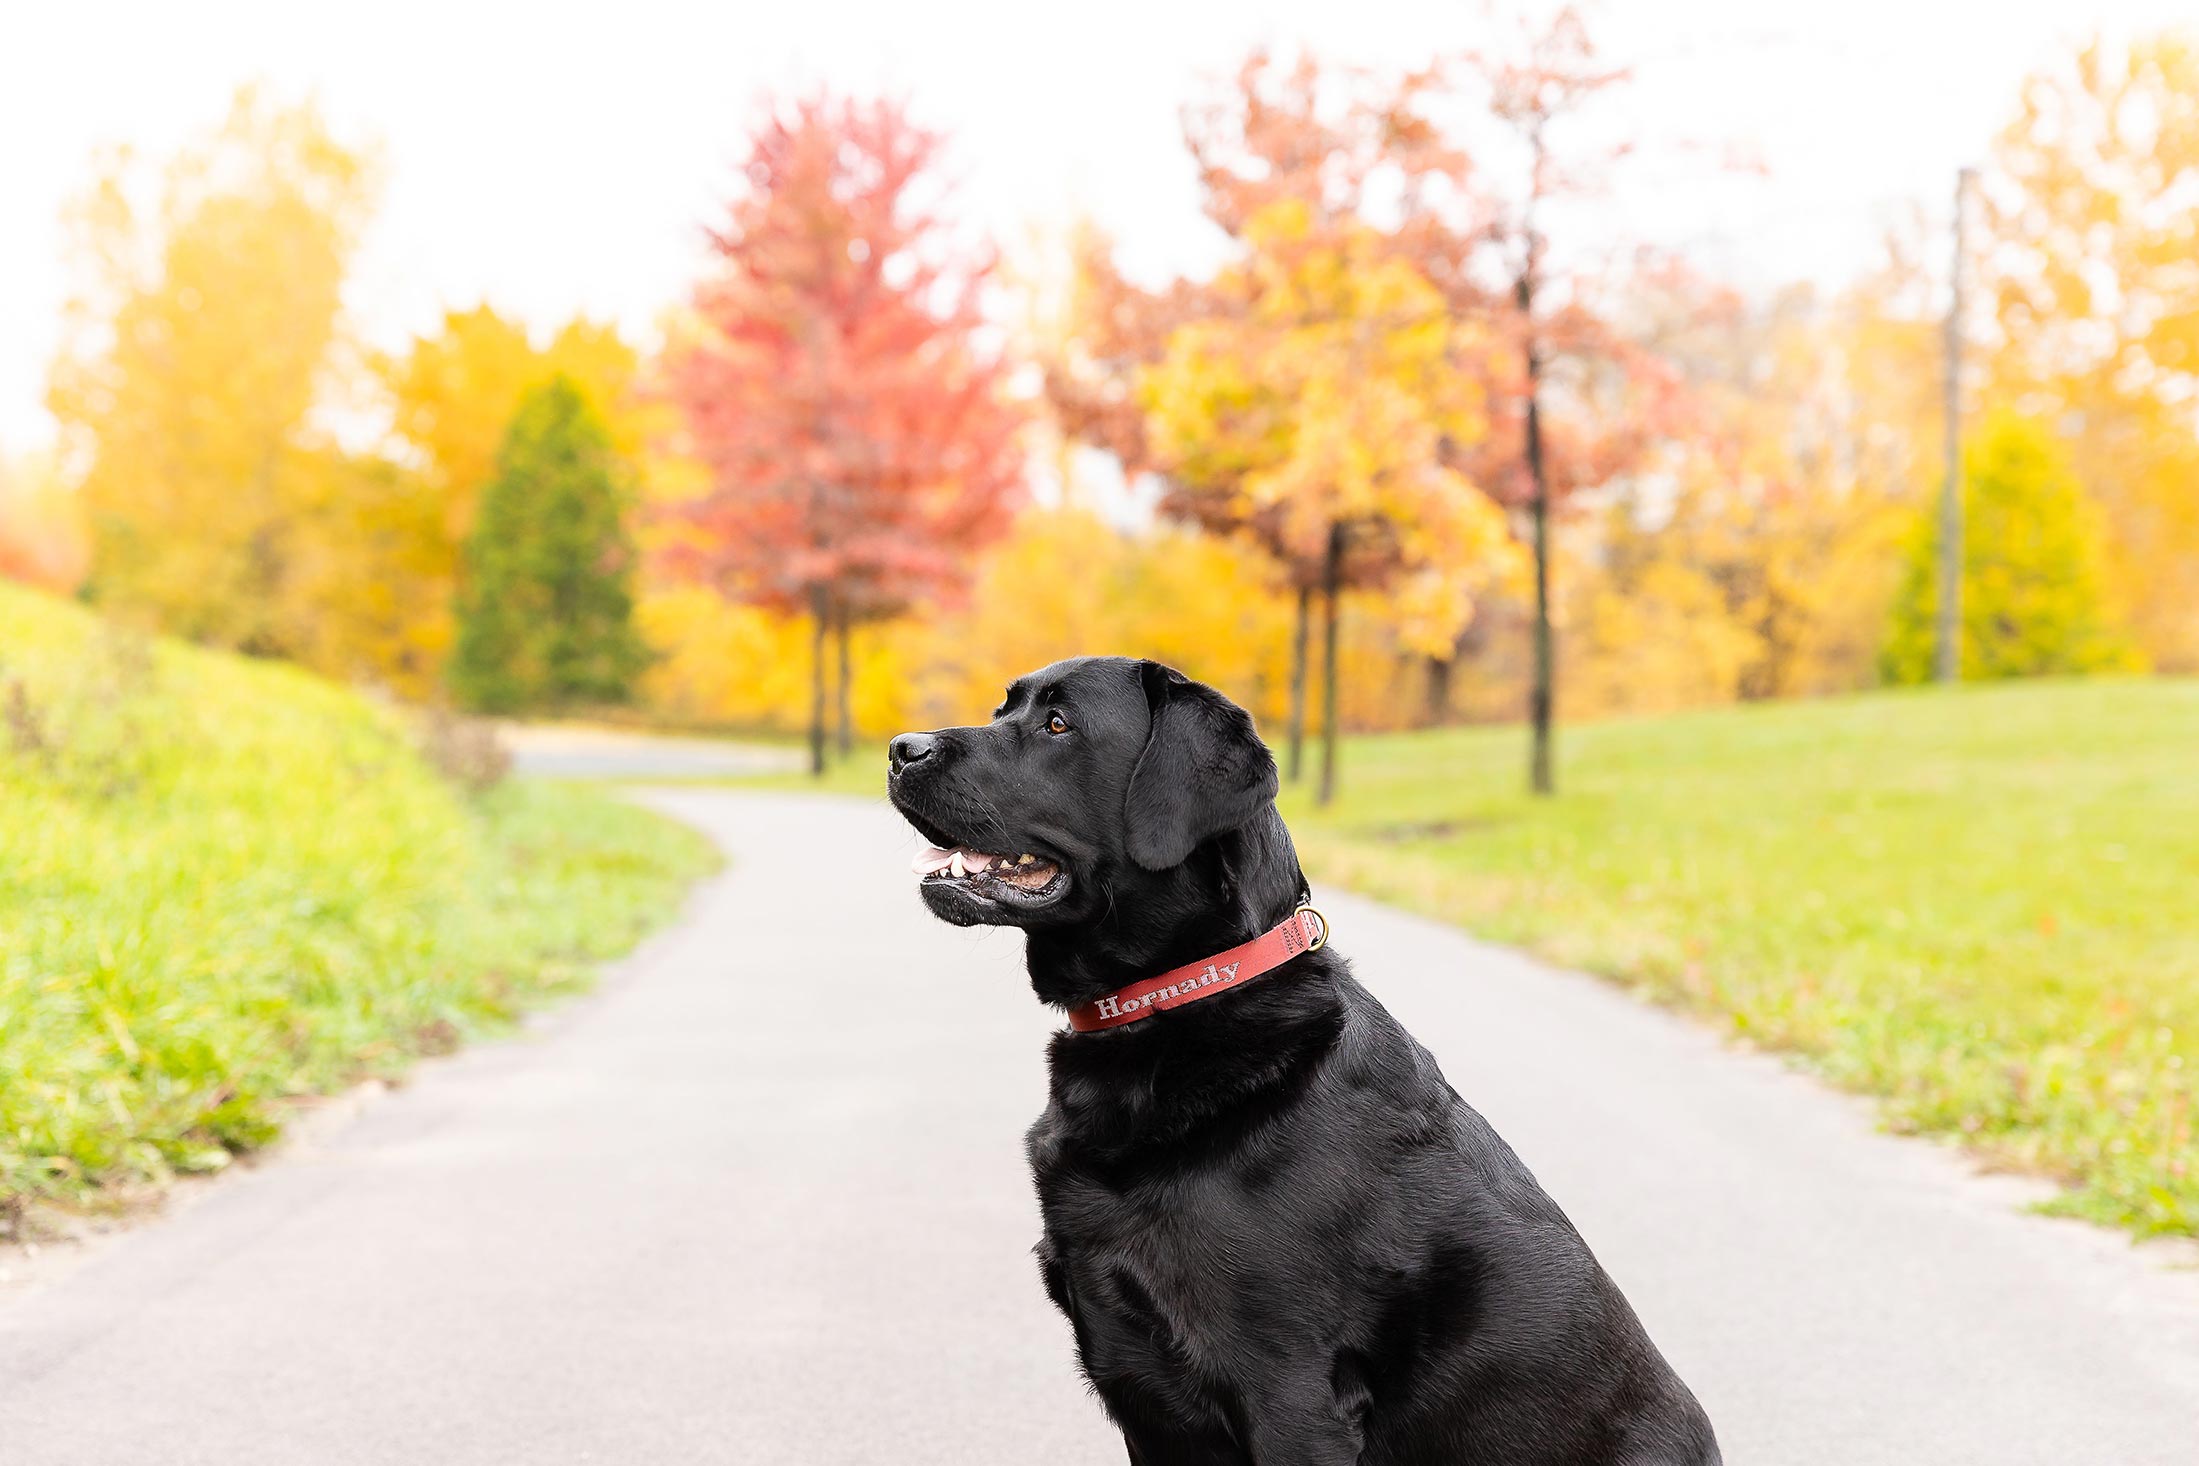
0, 583, 714, 1222
1279, 679, 2199, 1238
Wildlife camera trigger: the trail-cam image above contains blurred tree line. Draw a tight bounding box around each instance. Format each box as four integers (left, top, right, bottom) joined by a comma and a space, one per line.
6, 18, 2195, 794
36, 90, 655, 712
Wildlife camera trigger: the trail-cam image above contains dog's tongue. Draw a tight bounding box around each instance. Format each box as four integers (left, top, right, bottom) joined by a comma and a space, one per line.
910, 845, 998, 877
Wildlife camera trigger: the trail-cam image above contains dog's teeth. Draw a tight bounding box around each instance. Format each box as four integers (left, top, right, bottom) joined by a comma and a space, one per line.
1017, 853, 1035, 865
949, 851, 967, 878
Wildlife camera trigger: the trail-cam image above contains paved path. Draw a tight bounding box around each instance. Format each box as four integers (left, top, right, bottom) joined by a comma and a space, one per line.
504, 724, 802, 780
4, 790, 2198, 1464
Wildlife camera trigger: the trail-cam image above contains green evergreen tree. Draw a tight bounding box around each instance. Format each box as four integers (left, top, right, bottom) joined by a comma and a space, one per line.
1882, 410, 2144, 684
450, 376, 649, 713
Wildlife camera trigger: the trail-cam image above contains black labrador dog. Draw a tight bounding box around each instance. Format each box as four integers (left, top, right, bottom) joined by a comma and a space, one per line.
887, 657, 1719, 1466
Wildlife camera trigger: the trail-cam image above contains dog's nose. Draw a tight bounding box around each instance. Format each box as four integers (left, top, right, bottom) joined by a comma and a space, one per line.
888, 732, 939, 775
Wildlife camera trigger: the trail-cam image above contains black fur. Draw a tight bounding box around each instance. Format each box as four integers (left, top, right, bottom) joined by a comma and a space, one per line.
888, 657, 1720, 1466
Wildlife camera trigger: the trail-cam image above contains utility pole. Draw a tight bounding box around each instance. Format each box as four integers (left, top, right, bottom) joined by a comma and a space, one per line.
1935, 166, 1975, 684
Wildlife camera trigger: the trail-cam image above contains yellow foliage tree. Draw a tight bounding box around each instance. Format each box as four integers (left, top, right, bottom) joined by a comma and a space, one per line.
47, 87, 376, 657
929, 508, 1296, 730
282, 451, 451, 693
1452, 268, 1924, 722
639, 585, 829, 733
1989, 32, 2199, 670
381, 307, 646, 531
1141, 200, 1512, 799
637, 507, 1298, 744
1644, 282, 1920, 704
372, 307, 648, 694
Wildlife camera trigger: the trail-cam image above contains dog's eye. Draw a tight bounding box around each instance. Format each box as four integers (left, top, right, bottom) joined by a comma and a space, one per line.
1046, 712, 1071, 736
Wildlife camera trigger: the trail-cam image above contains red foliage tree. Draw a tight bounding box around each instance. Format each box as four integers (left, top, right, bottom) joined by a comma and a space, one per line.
665, 95, 1024, 772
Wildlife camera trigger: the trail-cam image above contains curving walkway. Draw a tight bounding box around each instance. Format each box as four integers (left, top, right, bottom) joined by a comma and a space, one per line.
3, 789, 2197, 1464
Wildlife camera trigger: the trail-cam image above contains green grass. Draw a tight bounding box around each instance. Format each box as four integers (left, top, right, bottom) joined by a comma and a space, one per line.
734, 682, 2199, 1238
1280, 681, 2199, 1239
0, 583, 716, 1218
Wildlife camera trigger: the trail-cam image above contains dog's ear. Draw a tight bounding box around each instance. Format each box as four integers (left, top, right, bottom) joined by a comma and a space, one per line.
1124, 660, 1280, 871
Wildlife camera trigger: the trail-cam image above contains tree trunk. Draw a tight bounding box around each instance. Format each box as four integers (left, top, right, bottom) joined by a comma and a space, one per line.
1520, 269, 1555, 797
808, 582, 828, 778
1318, 523, 1344, 807
1425, 654, 1452, 728
1286, 583, 1310, 783
834, 597, 853, 760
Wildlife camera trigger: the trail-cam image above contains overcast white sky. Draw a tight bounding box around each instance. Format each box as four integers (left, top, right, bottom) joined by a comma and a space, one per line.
1, 0, 2189, 455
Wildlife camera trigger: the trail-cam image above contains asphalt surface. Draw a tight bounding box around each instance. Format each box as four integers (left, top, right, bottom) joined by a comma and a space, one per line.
4, 789, 2198, 1464
504, 724, 802, 780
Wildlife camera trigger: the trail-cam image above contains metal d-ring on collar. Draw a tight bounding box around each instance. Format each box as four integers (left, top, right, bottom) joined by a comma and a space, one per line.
1295, 903, 1329, 952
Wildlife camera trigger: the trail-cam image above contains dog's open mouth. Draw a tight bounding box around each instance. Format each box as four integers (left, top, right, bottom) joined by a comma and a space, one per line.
910, 844, 1066, 899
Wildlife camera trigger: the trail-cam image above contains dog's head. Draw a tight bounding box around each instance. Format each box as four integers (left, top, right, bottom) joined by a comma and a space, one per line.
886, 657, 1285, 937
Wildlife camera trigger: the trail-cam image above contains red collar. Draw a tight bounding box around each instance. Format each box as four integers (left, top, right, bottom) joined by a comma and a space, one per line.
1066, 905, 1330, 1033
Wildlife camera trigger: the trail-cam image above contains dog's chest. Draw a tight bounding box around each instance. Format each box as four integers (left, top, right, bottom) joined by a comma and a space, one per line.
1032, 1158, 1292, 1430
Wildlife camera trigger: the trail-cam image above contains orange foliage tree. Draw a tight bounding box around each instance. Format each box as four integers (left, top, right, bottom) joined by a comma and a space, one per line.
0, 453, 89, 594
1050, 53, 1492, 785
663, 95, 1024, 773
1171, 54, 1416, 787
1140, 201, 1506, 803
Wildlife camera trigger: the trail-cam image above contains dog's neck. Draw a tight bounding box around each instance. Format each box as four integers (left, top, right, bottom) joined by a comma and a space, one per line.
1022, 809, 1310, 1011
1025, 810, 1347, 1155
